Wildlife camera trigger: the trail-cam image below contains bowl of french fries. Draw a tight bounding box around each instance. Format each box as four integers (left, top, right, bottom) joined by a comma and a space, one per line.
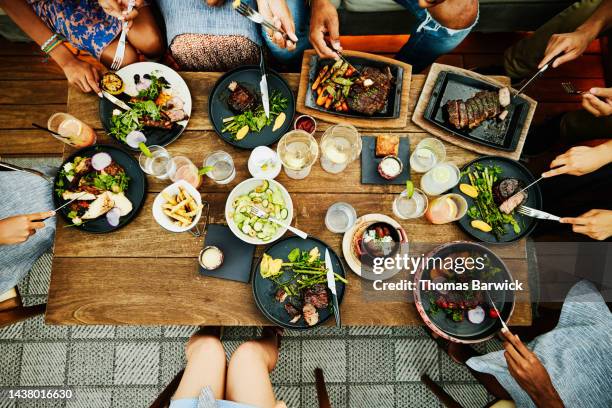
153, 180, 204, 233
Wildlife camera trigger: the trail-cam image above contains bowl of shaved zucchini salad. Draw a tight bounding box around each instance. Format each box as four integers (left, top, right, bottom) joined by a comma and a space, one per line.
225, 178, 293, 245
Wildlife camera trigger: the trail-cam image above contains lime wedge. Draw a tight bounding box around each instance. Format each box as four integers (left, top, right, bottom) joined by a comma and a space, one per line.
198, 165, 214, 176
406, 180, 414, 199
139, 142, 152, 158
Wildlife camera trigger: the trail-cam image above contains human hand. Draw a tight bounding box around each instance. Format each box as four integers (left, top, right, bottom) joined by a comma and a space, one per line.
61, 58, 102, 95
309, 0, 341, 59
561, 209, 612, 241
538, 30, 593, 69
257, 0, 299, 51
99, 0, 144, 24
582, 87, 612, 117
0, 212, 55, 245
501, 329, 564, 408
542, 145, 610, 177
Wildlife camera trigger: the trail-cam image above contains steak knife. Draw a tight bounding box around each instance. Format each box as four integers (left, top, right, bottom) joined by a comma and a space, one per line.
259, 47, 270, 119
513, 54, 561, 99
325, 249, 341, 327
102, 91, 131, 111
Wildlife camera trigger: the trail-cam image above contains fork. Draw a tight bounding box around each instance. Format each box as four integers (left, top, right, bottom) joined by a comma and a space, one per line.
561, 81, 583, 95
247, 205, 308, 239
234, 1, 289, 41
517, 205, 561, 222
111, 0, 135, 71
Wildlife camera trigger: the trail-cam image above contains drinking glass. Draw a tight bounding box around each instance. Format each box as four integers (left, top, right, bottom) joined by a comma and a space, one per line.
409, 137, 446, 173
139, 145, 172, 180
320, 123, 362, 174
203, 150, 236, 184
420, 162, 460, 196
47, 112, 97, 148
169, 156, 201, 188
425, 193, 468, 224
325, 202, 357, 233
392, 188, 428, 219
277, 130, 319, 179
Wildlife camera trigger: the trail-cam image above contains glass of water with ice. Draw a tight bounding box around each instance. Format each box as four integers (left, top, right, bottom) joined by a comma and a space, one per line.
139, 145, 172, 180
325, 202, 357, 233
392, 188, 428, 219
409, 137, 446, 173
203, 150, 236, 185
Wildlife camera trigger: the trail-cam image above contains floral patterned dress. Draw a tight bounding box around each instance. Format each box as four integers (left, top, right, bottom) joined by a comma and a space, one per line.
27, 0, 126, 59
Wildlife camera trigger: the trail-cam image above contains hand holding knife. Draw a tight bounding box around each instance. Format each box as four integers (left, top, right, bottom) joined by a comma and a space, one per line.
325, 249, 341, 327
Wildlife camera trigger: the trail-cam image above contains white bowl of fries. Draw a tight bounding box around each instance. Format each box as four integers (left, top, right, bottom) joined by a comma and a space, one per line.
153, 180, 203, 233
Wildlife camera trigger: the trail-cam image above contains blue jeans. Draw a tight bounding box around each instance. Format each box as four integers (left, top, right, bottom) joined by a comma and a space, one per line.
264, 0, 478, 73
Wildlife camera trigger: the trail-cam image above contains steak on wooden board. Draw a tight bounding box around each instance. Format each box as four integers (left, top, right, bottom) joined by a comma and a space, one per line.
347, 66, 393, 115
445, 88, 508, 130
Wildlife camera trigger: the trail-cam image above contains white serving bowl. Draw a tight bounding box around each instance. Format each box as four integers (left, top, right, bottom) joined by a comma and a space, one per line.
153, 180, 202, 233
225, 178, 293, 245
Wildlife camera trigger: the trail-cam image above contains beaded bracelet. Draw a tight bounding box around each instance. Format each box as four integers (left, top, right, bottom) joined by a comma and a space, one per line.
41, 33, 65, 54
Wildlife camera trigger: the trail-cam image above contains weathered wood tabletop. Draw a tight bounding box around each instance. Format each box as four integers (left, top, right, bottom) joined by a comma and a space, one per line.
46, 72, 532, 326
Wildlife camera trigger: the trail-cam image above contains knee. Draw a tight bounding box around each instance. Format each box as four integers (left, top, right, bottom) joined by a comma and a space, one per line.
231, 340, 278, 371
134, 26, 165, 58
185, 335, 225, 363
431, 0, 478, 30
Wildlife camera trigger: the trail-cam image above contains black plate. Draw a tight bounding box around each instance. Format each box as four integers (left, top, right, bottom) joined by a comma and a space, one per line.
416, 242, 515, 342
52, 144, 146, 233
99, 97, 186, 151
452, 156, 542, 243
208, 66, 295, 150
305, 55, 403, 118
424, 71, 530, 151
252, 236, 346, 330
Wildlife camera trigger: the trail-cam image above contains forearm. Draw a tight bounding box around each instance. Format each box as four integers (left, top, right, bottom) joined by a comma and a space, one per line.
594, 140, 612, 168
0, 0, 74, 67
576, 0, 612, 41
531, 385, 565, 408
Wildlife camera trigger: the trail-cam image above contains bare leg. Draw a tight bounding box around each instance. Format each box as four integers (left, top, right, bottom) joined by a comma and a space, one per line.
172, 334, 226, 400
225, 328, 281, 408
126, 6, 164, 58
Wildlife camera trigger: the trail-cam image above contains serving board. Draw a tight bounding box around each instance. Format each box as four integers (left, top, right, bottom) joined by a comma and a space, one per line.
412, 64, 537, 160
297, 50, 412, 129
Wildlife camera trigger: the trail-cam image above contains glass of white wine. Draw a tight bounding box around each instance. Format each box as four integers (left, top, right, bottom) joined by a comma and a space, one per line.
277, 130, 319, 179
320, 123, 362, 174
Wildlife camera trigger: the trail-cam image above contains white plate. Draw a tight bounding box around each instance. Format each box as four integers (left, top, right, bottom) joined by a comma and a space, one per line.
115, 61, 192, 129
153, 180, 202, 233
225, 178, 293, 245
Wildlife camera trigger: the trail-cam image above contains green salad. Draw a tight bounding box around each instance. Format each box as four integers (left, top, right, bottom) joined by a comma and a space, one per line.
230, 180, 288, 241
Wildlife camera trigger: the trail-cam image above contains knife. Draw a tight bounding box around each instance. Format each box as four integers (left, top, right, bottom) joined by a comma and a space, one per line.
102, 91, 131, 111
325, 249, 341, 327
486, 291, 509, 332
53, 191, 90, 213
259, 47, 270, 119
513, 53, 561, 99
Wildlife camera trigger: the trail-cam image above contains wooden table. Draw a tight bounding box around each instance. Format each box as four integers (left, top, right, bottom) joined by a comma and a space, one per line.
46, 72, 532, 326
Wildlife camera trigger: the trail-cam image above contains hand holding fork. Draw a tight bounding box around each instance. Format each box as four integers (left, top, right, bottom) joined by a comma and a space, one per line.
110, 0, 136, 70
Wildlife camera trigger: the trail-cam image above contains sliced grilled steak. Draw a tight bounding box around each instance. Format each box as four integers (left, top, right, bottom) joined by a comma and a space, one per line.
304, 284, 329, 309
347, 66, 393, 115
458, 101, 468, 128
445, 90, 505, 130
447, 100, 460, 128
227, 81, 257, 113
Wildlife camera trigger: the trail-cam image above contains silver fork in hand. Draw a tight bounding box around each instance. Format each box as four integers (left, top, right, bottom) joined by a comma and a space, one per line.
517, 205, 561, 222
111, 0, 135, 71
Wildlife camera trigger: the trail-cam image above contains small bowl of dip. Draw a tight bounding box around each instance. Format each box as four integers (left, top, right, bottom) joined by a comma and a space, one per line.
199, 246, 224, 271
378, 155, 403, 180
293, 115, 316, 135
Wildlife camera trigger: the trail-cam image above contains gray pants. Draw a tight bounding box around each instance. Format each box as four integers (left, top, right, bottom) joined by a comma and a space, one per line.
504, 0, 611, 140
0, 172, 56, 294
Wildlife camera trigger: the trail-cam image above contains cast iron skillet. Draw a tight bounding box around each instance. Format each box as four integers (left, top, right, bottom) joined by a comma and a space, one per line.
413, 242, 515, 343
452, 156, 542, 244
52, 144, 146, 233
252, 236, 346, 330
208, 65, 295, 150
305, 54, 404, 119
424, 71, 530, 151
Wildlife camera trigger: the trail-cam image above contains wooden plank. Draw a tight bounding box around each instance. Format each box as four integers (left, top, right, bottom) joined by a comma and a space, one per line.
0, 56, 65, 79
296, 50, 412, 129
0, 104, 64, 129
0, 80, 67, 104
463, 54, 605, 79
46, 256, 530, 326
0, 130, 65, 155
53, 192, 527, 259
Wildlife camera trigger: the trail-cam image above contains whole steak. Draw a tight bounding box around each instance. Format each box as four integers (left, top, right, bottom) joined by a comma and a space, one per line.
347, 67, 393, 116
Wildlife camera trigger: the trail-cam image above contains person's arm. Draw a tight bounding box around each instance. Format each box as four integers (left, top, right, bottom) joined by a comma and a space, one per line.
561, 209, 612, 240
309, 0, 341, 59
540, 0, 612, 68
542, 140, 612, 177
0, 0, 101, 94
0, 212, 55, 245
501, 329, 565, 408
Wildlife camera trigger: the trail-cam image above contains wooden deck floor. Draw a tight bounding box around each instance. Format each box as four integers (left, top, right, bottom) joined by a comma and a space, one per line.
0, 33, 607, 157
